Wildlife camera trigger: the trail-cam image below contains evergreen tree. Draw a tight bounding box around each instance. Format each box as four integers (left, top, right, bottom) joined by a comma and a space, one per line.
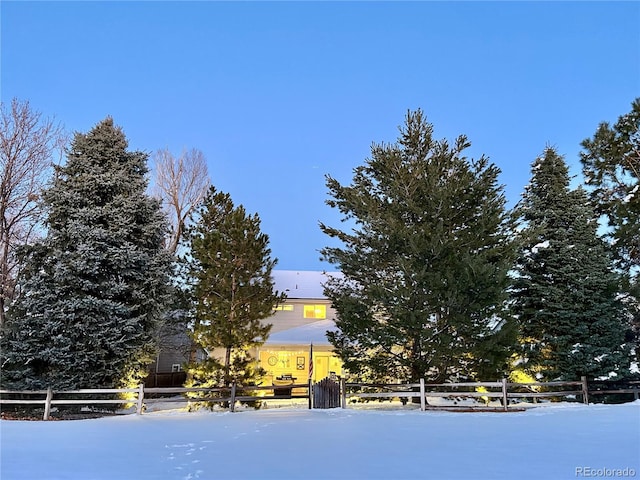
580, 98, 639, 277
512, 147, 632, 381
185, 187, 284, 389
580, 99, 639, 353
320, 109, 516, 383
0, 117, 172, 390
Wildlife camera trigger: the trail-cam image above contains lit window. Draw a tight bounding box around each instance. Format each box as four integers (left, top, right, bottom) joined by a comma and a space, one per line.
273, 305, 294, 311
303, 304, 326, 319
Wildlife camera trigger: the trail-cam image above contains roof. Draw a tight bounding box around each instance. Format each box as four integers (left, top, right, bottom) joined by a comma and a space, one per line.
271, 270, 342, 299
264, 319, 338, 346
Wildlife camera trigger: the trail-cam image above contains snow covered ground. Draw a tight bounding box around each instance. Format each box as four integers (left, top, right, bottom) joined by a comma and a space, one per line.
1, 401, 639, 480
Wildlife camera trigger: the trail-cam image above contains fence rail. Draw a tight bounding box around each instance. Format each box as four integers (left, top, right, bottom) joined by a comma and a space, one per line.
341, 377, 640, 411
0, 381, 313, 420
1, 377, 638, 420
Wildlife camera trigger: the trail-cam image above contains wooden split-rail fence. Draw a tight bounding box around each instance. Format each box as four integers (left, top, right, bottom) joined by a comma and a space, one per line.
1, 377, 638, 420
0, 381, 313, 420
341, 377, 640, 411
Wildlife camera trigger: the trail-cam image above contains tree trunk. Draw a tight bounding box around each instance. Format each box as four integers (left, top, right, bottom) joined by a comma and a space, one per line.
224, 346, 232, 386
224, 271, 236, 386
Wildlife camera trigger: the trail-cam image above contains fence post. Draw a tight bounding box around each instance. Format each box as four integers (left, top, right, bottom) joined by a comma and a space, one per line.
581, 376, 589, 405
341, 377, 347, 409
230, 381, 237, 412
420, 378, 426, 411
501, 378, 508, 411
43, 387, 53, 421
136, 384, 145, 415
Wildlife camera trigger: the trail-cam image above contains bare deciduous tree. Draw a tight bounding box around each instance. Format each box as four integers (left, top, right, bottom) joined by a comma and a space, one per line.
0, 99, 65, 326
153, 147, 210, 254
151, 148, 210, 373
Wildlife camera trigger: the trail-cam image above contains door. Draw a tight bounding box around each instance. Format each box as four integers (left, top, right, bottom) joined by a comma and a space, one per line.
314, 355, 330, 382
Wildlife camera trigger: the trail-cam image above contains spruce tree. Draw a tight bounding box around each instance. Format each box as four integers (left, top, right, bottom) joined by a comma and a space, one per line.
320, 109, 516, 383
185, 187, 284, 389
0, 117, 172, 390
512, 147, 632, 381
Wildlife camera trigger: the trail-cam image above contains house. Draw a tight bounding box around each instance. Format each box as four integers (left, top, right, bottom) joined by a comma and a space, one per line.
146, 270, 344, 386
145, 328, 206, 388
256, 270, 344, 385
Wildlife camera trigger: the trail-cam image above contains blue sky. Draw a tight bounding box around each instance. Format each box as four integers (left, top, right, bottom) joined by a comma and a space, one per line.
2, 1, 639, 271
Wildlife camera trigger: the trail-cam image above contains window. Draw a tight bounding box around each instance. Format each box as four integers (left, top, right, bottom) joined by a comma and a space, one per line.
273, 304, 294, 311
303, 304, 326, 319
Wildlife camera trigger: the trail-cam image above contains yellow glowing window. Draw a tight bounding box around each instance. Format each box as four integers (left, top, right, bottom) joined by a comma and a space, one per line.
273, 305, 294, 311
304, 304, 326, 319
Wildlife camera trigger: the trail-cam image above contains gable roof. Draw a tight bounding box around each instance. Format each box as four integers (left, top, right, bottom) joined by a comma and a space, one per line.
271, 270, 342, 300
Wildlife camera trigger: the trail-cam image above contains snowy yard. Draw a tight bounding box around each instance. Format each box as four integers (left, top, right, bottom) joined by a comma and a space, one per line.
1, 401, 639, 480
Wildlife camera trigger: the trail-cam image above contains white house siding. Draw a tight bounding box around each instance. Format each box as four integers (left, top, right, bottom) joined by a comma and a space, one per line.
267, 299, 337, 334
268, 270, 341, 333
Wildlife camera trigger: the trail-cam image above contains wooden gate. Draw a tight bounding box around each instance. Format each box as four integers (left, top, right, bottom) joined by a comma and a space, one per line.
313, 377, 341, 409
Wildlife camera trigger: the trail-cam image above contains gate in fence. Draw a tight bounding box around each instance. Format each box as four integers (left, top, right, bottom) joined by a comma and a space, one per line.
313, 377, 341, 409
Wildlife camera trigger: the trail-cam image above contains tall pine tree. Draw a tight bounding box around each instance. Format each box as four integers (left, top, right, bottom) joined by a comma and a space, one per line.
0, 117, 172, 390
512, 147, 632, 381
320, 110, 516, 383
185, 187, 284, 388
